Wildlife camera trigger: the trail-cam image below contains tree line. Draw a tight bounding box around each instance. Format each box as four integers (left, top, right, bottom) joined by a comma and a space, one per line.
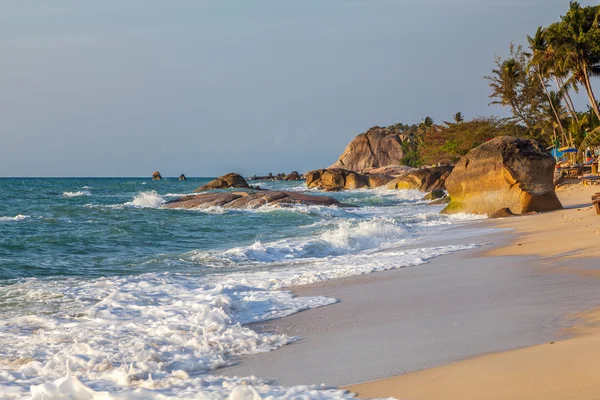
392, 2, 600, 167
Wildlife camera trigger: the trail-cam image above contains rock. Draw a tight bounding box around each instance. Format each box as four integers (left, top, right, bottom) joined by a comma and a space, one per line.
284, 171, 301, 181
429, 196, 451, 205
387, 166, 453, 192
306, 168, 392, 190
489, 208, 515, 218
422, 189, 446, 201
441, 136, 563, 215
152, 171, 162, 180
195, 173, 250, 191
163, 190, 354, 209
363, 165, 415, 176
178, 174, 187, 181
329, 126, 406, 171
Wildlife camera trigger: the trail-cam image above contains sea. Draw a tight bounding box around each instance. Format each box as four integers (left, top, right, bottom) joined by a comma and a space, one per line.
0, 177, 486, 399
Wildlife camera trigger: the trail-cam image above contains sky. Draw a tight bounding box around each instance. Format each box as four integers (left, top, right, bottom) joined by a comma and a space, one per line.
0, 0, 597, 177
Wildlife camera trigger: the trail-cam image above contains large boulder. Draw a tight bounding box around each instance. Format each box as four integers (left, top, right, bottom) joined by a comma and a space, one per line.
441, 136, 562, 215
152, 171, 162, 180
163, 191, 353, 209
329, 126, 407, 171
306, 168, 392, 190
195, 173, 250, 191
284, 171, 301, 181
386, 166, 453, 192
362, 165, 415, 176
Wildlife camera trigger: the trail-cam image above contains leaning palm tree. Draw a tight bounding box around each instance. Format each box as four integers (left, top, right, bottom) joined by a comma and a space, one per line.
527, 27, 569, 141
546, 2, 600, 121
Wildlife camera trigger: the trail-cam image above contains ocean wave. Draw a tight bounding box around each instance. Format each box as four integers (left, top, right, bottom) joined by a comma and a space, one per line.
0, 240, 476, 398
62, 190, 91, 197
124, 191, 165, 208
0, 214, 30, 222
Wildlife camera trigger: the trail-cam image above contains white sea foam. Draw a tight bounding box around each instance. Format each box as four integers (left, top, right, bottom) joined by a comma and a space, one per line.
0, 214, 481, 398
124, 191, 165, 208
0, 214, 30, 222
63, 190, 91, 197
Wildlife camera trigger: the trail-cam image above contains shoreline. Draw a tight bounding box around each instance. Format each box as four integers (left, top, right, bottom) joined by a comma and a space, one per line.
219, 185, 600, 392
346, 183, 600, 399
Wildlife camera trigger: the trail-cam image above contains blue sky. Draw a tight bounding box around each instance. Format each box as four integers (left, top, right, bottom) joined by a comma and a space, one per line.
0, 1, 596, 177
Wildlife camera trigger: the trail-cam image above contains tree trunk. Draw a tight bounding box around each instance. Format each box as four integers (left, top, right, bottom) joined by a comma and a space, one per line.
539, 73, 570, 147
583, 63, 600, 121
556, 76, 579, 124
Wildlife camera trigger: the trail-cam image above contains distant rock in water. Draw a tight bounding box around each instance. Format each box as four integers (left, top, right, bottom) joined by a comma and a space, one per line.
163, 191, 352, 209
195, 173, 250, 191
152, 171, 162, 180
178, 174, 187, 181
387, 166, 453, 192
284, 171, 301, 181
362, 165, 415, 177
306, 168, 394, 191
441, 136, 562, 216
329, 126, 408, 171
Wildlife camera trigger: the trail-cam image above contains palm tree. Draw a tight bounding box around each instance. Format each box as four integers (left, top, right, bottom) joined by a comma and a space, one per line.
527, 27, 569, 142
546, 2, 600, 121
453, 112, 464, 123
487, 57, 535, 130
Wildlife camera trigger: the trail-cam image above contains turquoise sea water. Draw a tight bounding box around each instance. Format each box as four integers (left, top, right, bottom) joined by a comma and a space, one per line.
0, 177, 483, 398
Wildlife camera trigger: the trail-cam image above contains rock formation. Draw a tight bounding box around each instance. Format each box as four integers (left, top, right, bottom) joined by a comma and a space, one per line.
386, 166, 453, 192
305, 169, 394, 191
328, 126, 407, 171
441, 136, 562, 215
163, 191, 352, 209
152, 171, 162, 180
178, 174, 187, 181
195, 173, 250, 191
284, 171, 301, 181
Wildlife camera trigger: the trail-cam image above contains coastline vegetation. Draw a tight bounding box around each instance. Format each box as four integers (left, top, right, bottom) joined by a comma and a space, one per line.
392, 2, 600, 167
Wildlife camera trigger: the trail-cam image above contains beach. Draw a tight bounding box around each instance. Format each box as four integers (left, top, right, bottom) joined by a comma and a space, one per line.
220, 183, 600, 398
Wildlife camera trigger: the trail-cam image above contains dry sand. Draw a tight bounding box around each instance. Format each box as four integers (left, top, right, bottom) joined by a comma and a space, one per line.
347, 183, 600, 400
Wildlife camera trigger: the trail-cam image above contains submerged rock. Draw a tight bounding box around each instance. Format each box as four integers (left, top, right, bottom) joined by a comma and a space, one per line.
422, 189, 446, 201
163, 190, 352, 209
152, 171, 162, 180
195, 173, 250, 191
441, 136, 562, 215
328, 126, 407, 171
386, 166, 453, 192
305, 168, 393, 190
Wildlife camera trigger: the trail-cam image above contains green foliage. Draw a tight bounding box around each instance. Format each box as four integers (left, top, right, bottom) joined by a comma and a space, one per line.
400, 140, 422, 167
417, 117, 529, 165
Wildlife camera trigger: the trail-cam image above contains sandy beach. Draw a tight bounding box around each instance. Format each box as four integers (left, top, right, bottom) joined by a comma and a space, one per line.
347, 183, 600, 399
219, 183, 600, 399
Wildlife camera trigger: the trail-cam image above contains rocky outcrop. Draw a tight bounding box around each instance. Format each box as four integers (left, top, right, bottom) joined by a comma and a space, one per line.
195, 173, 250, 191
284, 171, 301, 181
163, 191, 352, 209
306, 169, 393, 191
441, 136, 562, 215
329, 126, 407, 171
178, 174, 187, 181
386, 166, 453, 192
362, 165, 415, 176
152, 171, 162, 180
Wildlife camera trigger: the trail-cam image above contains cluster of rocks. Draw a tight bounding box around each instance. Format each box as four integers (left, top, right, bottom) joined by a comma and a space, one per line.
163, 173, 351, 210
249, 171, 304, 181
305, 169, 394, 191
150, 171, 187, 181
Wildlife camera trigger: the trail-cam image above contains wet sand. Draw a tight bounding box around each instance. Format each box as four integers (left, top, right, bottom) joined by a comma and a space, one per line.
348, 183, 600, 399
